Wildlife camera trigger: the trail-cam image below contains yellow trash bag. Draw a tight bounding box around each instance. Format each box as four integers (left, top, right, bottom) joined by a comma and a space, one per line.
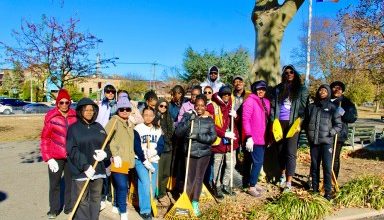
286, 117, 301, 138
272, 119, 283, 142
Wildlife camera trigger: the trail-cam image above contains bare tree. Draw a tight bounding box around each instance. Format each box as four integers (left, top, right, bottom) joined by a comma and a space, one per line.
1, 15, 117, 90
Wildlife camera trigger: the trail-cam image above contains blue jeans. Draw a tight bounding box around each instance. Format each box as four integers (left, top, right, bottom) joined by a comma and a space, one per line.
249, 145, 265, 187
112, 173, 129, 213
135, 159, 158, 215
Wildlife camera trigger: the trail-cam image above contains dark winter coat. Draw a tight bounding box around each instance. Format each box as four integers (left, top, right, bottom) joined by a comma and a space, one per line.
304, 85, 343, 145
331, 96, 358, 142
66, 98, 112, 179
176, 112, 217, 158
155, 98, 175, 152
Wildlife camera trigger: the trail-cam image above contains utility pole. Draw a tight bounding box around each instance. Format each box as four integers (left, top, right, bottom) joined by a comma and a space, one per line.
305, 0, 313, 87
152, 62, 157, 90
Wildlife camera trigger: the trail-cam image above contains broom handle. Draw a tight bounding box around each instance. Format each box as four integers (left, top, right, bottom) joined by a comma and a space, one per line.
183, 119, 194, 193
146, 139, 153, 203
68, 118, 117, 220
230, 105, 234, 192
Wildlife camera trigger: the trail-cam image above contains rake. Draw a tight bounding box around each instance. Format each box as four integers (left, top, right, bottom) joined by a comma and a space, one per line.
165, 120, 198, 220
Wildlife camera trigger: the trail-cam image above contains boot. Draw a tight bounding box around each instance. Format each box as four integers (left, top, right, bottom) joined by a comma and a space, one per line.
191, 200, 201, 217
222, 185, 236, 196
213, 186, 224, 199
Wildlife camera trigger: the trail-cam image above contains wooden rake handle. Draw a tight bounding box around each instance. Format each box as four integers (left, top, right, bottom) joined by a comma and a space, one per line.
68, 119, 117, 220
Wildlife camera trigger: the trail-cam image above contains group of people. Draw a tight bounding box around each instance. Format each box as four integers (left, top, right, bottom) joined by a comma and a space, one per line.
40, 64, 357, 220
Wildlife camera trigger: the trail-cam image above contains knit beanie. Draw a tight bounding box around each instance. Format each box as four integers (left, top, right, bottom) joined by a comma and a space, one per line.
117, 96, 132, 109
56, 89, 71, 107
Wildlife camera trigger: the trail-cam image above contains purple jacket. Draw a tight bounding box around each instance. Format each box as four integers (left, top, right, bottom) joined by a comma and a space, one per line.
242, 94, 271, 145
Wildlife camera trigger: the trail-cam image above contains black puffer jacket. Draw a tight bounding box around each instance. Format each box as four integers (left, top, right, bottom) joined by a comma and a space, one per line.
66, 98, 112, 179
176, 112, 217, 158
331, 96, 357, 142
304, 85, 343, 145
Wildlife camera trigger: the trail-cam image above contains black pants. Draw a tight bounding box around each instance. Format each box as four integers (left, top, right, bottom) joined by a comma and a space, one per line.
187, 155, 210, 201
333, 141, 343, 179
310, 144, 332, 194
158, 151, 172, 198
242, 148, 252, 187
71, 178, 103, 220
48, 159, 72, 213
276, 120, 300, 177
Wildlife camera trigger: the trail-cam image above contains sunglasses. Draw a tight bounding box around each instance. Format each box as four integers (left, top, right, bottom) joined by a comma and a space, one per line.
204, 91, 212, 94
209, 72, 218, 75
119, 108, 132, 112
159, 104, 167, 109
284, 70, 294, 75
105, 90, 116, 94
59, 101, 70, 105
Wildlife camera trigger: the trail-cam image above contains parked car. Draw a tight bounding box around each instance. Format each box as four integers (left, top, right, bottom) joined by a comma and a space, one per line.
0, 104, 13, 115
0, 98, 29, 110
22, 103, 51, 114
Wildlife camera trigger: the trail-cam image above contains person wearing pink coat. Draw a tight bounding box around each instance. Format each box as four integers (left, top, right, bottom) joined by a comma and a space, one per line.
242, 80, 271, 197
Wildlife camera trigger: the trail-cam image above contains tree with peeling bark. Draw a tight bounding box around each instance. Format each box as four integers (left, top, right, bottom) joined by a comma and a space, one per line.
251, 0, 305, 85
0, 15, 117, 90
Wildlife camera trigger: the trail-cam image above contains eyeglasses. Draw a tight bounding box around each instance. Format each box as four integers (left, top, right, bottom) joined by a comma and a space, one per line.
159, 104, 167, 109
105, 90, 116, 94
284, 70, 294, 75
119, 108, 132, 112
59, 101, 70, 105
204, 91, 212, 94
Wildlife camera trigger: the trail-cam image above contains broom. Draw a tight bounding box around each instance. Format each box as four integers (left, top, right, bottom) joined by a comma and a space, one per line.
331, 134, 340, 192
147, 138, 158, 217
165, 119, 197, 219
230, 105, 234, 195
68, 119, 117, 220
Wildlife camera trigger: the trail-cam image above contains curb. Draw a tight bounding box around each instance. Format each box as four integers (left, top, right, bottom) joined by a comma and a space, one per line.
325, 208, 384, 220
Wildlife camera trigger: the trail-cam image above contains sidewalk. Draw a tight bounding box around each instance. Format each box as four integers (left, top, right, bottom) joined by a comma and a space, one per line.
325, 208, 384, 220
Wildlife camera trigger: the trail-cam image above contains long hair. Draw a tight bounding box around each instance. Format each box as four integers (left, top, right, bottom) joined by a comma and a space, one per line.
142, 106, 160, 129
279, 66, 302, 103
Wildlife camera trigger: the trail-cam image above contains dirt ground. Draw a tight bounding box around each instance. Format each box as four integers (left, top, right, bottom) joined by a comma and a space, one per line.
0, 115, 44, 143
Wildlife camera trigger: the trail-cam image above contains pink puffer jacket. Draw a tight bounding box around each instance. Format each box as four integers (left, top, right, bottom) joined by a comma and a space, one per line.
40, 108, 77, 161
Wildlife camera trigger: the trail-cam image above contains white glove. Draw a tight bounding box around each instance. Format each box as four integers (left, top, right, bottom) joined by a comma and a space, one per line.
246, 137, 254, 152
143, 160, 155, 173
229, 110, 237, 119
147, 149, 157, 158
149, 155, 160, 163
105, 166, 111, 176
47, 159, 59, 173
84, 166, 95, 179
113, 156, 122, 168
93, 149, 107, 162
225, 131, 237, 140
337, 107, 345, 116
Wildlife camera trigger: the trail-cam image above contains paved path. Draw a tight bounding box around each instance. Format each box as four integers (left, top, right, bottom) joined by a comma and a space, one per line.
0, 140, 142, 220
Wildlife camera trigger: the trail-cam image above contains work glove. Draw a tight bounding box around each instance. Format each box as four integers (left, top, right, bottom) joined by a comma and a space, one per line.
147, 149, 157, 158
149, 155, 160, 163
84, 166, 95, 179
93, 149, 107, 162
47, 159, 59, 173
225, 131, 237, 140
143, 160, 155, 173
337, 107, 345, 116
188, 133, 198, 140
189, 110, 197, 121
105, 166, 111, 176
229, 110, 237, 119
113, 156, 122, 168
245, 137, 254, 152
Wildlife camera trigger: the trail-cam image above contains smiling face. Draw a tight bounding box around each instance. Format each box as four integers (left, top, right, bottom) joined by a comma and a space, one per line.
203, 88, 213, 101
158, 101, 167, 114
58, 98, 70, 113
194, 99, 206, 116
256, 88, 266, 98
318, 87, 329, 100
233, 79, 244, 92
143, 108, 155, 125
81, 105, 95, 122
284, 68, 295, 82
118, 107, 131, 120
190, 89, 201, 104
332, 85, 343, 98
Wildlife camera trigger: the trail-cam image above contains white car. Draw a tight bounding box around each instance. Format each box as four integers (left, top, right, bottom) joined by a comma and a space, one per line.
0, 104, 13, 115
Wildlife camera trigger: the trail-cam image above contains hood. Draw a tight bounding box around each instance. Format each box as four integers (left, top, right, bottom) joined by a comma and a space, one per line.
316, 84, 331, 101
76, 97, 99, 123
212, 92, 232, 107
281, 64, 300, 82
206, 65, 220, 83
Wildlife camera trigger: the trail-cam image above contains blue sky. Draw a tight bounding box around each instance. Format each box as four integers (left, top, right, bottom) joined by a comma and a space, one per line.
0, 0, 356, 81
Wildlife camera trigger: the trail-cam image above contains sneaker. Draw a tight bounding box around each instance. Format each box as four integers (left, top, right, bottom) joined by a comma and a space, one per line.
324, 193, 332, 201
222, 185, 236, 196
255, 185, 266, 193
120, 212, 128, 220
213, 186, 224, 199
158, 195, 171, 206
283, 185, 292, 193
278, 175, 286, 187
191, 200, 201, 217
247, 187, 261, 197
112, 206, 119, 214
64, 209, 72, 215
140, 213, 152, 220
100, 200, 107, 211
47, 211, 57, 219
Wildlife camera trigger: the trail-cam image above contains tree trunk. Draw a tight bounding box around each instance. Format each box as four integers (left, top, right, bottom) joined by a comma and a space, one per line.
251, 0, 305, 85
375, 100, 380, 113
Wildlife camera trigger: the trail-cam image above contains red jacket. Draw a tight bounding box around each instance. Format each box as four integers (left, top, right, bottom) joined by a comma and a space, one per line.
40, 108, 77, 161
207, 93, 239, 153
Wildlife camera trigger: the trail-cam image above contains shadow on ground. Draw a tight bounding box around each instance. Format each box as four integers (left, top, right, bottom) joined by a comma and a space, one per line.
19, 146, 42, 163
0, 191, 8, 203
348, 146, 384, 161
